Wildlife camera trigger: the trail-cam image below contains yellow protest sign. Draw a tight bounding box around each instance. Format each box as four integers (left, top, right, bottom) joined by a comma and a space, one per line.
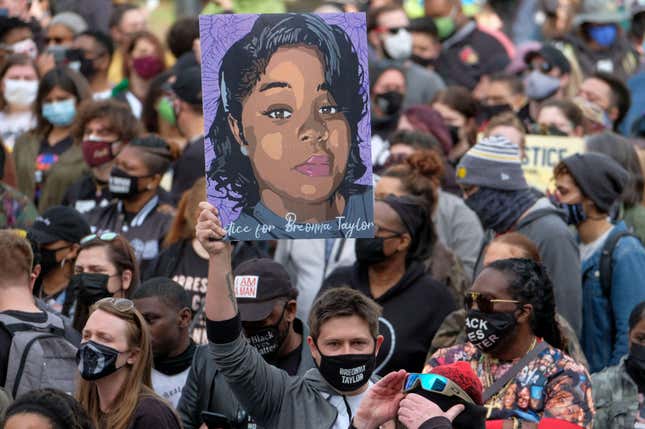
522, 135, 585, 192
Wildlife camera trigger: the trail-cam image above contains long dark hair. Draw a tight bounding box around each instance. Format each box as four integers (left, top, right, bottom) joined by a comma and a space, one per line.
207, 13, 368, 213
487, 258, 565, 350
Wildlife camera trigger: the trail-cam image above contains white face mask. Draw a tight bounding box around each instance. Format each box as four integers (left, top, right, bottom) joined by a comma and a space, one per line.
10, 39, 38, 59
3, 79, 38, 107
383, 28, 412, 60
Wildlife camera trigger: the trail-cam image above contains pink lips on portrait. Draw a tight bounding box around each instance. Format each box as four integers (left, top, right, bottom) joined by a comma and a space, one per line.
294, 154, 331, 177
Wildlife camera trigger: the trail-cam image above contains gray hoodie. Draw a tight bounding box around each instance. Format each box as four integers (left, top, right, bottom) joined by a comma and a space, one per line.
513, 198, 582, 336
209, 332, 375, 429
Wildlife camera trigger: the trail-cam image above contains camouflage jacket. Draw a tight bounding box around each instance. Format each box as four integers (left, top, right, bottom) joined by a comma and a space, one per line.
0, 183, 38, 229
591, 359, 639, 429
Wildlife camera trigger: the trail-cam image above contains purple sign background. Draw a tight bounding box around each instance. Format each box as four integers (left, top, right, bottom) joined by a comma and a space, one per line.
199, 13, 372, 227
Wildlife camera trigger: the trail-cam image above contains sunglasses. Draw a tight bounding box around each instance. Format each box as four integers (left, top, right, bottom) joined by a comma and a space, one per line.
404, 373, 474, 404
81, 232, 118, 245
464, 291, 520, 313
45, 37, 67, 45
95, 297, 135, 312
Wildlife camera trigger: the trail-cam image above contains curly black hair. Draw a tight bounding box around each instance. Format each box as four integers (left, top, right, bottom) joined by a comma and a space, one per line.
2, 388, 94, 429
486, 258, 565, 351
207, 13, 368, 213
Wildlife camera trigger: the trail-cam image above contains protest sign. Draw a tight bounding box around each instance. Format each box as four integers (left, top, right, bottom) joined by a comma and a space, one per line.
522, 135, 585, 192
199, 13, 374, 240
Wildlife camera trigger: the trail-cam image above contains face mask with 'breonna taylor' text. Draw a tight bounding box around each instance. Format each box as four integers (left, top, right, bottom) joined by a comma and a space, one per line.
315, 344, 376, 392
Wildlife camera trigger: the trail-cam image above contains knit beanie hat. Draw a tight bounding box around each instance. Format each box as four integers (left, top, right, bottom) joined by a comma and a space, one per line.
456, 135, 528, 191
429, 361, 484, 406
561, 153, 629, 213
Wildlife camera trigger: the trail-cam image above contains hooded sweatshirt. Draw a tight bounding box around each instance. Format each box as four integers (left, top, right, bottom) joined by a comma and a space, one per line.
321, 260, 456, 374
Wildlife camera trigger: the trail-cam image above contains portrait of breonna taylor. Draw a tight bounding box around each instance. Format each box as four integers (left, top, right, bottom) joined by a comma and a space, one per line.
200, 12, 374, 240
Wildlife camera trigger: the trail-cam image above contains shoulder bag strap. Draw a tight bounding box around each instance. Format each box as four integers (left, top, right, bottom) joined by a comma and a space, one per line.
482, 341, 549, 403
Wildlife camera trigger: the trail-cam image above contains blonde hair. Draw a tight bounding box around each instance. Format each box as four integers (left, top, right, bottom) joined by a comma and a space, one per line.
76, 300, 156, 429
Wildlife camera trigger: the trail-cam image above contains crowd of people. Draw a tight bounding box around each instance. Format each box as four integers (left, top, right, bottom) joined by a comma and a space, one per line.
1, 0, 645, 428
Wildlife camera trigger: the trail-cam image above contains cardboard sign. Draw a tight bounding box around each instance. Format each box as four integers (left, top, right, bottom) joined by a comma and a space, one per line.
200, 13, 374, 240
522, 135, 585, 192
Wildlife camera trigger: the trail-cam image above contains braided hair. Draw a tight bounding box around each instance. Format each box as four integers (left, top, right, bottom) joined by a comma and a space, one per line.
486, 258, 565, 350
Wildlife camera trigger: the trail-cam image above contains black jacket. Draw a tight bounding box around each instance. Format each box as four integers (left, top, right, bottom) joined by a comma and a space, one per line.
320, 261, 456, 375
176, 318, 315, 429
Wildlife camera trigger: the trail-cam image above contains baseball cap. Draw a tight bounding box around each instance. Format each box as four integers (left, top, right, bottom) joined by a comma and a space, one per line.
573, 0, 629, 26
171, 65, 202, 106
233, 258, 297, 322
524, 44, 571, 74
28, 206, 91, 245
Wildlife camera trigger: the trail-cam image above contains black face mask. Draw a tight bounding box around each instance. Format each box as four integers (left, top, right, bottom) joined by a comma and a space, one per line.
465, 309, 517, 353
375, 91, 404, 116
355, 237, 390, 265
69, 273, 112, 304
448, 125, 460, 146
109, 167, 147, 200
410, 54, 435, 68
76, 340, 125, 380
316, 344, 376, 392
39, 245, 71, 276
79, 57, 96, 79
244, 305, 289, 363
626, 342, 645, 389
478, 103, 513, 123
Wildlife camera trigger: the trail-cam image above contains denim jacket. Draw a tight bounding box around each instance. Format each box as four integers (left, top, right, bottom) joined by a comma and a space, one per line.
581, 221, 645, 373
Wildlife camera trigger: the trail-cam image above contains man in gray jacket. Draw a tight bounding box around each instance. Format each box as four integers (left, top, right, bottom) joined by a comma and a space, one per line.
196, 202, 398, 429
456, 135, 582, 337
176, 258, 315, 428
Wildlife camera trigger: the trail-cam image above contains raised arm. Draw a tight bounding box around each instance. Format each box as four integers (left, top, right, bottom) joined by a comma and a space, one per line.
195, 201, 236, 321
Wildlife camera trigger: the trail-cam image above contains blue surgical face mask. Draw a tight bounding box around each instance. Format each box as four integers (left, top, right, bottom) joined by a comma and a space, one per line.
588, 24, 617, 48
42, 98, 77, 126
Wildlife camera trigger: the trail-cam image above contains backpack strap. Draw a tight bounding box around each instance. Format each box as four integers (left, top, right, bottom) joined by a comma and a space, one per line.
599, 231, 637, 300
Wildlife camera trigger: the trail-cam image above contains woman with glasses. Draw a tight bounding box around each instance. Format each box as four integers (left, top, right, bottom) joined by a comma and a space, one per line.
424, 258, 594, 428
320, 194, 456, 375
66, 232, 139, 333
76, 297, 181, 429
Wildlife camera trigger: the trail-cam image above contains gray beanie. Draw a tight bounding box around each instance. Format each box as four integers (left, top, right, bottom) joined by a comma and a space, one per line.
561, 152, 629, 213
456, 135, 528, 191
49, 12, 88, 35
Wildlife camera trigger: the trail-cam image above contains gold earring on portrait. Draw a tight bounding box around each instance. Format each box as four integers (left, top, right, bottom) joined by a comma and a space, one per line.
240, 145, 248, 156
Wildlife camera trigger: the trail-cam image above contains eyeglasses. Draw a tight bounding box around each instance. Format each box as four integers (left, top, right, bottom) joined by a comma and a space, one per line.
404, 373, 474, 404
81, 232, 118, 245
464, 291, 520, 313
95, 297, 135, 312
374, 224, 405, 238
529, 61, 553, 74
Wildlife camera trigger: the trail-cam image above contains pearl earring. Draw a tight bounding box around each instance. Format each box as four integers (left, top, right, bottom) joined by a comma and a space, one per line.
240, 146, 248, 156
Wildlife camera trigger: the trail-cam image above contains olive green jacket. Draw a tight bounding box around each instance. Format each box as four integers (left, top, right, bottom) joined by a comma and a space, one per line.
13, 132, 86, 212
591, 358, 639, 429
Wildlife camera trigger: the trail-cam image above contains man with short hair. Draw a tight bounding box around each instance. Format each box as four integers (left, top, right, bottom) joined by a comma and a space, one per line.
195, 202, 394, 428
177, 257, 315, 428
579, 72, 631, 132
0, 16, 37, 63
554, 153, 645, 373
73, 30, 115, 100
28, 206, 91, 313
133, 277, 195, 408
367, 4, 445, 108
169, 65, 205, 204
479, 73, 531, 126
0, 230, 80, 393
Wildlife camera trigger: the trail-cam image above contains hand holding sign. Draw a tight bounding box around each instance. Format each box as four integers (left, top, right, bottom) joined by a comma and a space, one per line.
196, 201, 229, 256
